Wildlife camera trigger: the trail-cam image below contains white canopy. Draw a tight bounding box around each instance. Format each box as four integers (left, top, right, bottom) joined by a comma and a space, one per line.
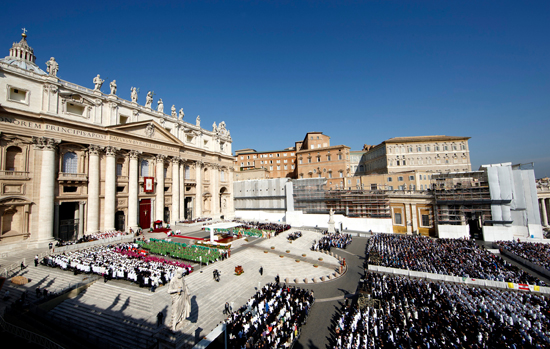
204, 222, 241, 242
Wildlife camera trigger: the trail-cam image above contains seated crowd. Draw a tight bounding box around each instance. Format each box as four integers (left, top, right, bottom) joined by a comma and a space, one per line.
311, 232, 353, 252
334, 272, 550, 349
178, 217, 212, 224
232, 221, 292, 238
43, 243, 193, 287
495, 240, 550, 272
53, 230, 130, 246
225, 283, 314, 349
367, 234, 543, 285
287, 231, 302, 241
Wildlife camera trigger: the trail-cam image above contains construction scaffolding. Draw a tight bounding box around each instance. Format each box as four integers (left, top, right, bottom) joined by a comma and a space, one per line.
432, 172, 493, 230
326, 190, 391, 218
292, 178, 390, 218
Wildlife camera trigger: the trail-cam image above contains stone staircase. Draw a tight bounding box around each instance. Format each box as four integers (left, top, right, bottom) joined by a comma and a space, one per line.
47, 281, 170, 349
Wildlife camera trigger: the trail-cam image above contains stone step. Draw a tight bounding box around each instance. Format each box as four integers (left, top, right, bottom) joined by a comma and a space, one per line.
49, 302, 157, 349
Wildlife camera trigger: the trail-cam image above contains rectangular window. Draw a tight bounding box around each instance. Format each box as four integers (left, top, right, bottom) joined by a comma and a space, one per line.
269, 166, 273, 170
185, 165, 190, 179
284, 165, 287, 170
308, 158, 311, 163
422, 214, 430, 227
403, 160, 406, 165
277, 160, 280, 164
388, 185, 393, 190
426, 146, 430, 151
387, 177, 393, 182
317, 156, 321, 162
253, 155, 256, 159
371, 184, 377, 190
328, 172, 332, 178
291, 165, 294, 169
284, 160, 287, 163
66, 102, 85, 116
311, 145, 315, 149
116, 163, 123, 176
291, 153, 294, 156
327, 155, 331, 161
8, 87, 29, 103
395, 212, 402, 225
221, 170, 225, 182
277, 166, 280, 170
409, 175, 414, 180
396, 160, 400, 166
240, 156, 244, 160
398, 176, 403, 181
299, 159, 302, 164
339, 172, 343, 178
283, 153, 287, 156
338, 154, 342, 160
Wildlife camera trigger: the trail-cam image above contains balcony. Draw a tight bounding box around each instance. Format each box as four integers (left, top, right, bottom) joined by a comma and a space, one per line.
58, 172, 88, 182
0, 170, 30, 179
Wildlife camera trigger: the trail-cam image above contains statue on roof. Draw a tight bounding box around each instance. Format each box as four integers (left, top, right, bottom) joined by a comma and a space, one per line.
196, 115, 200, 127
179, 108, 184, 120
45, 57, 58, 77
145, 91, 153, 108
110, 80, 117, 95
131, 87, 138, 103
93, 74, 104, 91
171, 105, 177, 118
157, 98, 164, 113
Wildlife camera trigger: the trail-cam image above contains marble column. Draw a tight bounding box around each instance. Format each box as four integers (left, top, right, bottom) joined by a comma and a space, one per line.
128, 150, 140, 231
410, 203, 418, 234
54, 203, 59, 239
156, 155, 166, 222
151, 197, 155, 228
87, 145, 101, 234
541, 198, 548, 226
78, 201, 85, 238
104, 146, 118, 231
195, 161, 202, 217
35, 137, 59, 244
212, 164, 220, 216
179, 162, 185, 219
172, 157, 180, 225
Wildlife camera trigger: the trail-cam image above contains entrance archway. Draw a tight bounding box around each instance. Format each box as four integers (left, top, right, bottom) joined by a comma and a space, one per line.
139, 199, 151, 229
115, 211, 125, 232
59, 202, 78, 241
219, 187, 227, 213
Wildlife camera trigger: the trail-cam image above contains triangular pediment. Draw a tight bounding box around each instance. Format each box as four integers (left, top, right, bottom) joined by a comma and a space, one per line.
108, 120, 183, 146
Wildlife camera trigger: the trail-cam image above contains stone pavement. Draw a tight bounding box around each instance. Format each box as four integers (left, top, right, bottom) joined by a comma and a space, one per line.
0, 226, 349, 348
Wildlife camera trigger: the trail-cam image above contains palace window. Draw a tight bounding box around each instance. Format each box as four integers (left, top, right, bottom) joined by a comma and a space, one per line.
116, 163, 123, 176
185, 165, 190, 179
221, 170, 225, 182
394, 212, 402, 225
6, 146, 23, 171
140, 160, 149, 176
63, 152, 78, 174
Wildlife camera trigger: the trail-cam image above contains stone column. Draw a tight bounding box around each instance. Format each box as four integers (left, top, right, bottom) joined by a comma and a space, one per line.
34, 137, 59, 244
78, 201, 85, 239
212, 164, 220, 216
128, 150, 141, 231
155, 155, 166, 222
171, 157, 180, 225
54, 203, 59, 239
180, 162, 185, 219
151, 197, 155, 228
195, 161, 202, 217
104, 146, 118, 231
410, 203, 418, 234
541, 198, 548, 226
87, 145, 102, 234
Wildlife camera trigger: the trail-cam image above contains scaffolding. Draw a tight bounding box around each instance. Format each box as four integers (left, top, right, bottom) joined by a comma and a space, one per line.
432, 171, 493, 226
326, 190, 391, 218
292, 178, 390, 218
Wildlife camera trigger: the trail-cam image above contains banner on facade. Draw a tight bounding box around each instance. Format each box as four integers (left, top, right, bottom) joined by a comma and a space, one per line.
144, 177, 155, 193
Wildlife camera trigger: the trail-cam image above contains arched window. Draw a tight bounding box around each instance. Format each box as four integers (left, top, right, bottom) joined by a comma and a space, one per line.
6, 146, 23, 171
140, 160, 149, 177
63, 152, 78, 173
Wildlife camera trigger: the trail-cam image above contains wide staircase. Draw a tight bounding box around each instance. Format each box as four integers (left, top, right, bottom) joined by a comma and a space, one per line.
47, 281, 171, 349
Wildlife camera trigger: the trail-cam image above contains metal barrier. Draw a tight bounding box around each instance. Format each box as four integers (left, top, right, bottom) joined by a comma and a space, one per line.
0, 314, 65, 349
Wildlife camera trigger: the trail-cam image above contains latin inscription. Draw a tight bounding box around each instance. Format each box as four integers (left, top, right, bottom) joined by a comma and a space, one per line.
0, 116, 178, 152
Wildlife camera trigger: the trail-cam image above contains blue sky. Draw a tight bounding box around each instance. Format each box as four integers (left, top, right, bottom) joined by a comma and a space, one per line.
2, 1, 549, 177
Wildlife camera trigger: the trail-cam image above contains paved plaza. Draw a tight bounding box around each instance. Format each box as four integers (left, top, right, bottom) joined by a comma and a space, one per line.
0, 225, 360, 348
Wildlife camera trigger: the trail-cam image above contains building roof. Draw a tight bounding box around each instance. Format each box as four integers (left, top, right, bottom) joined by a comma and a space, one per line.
384, 135, 470, 143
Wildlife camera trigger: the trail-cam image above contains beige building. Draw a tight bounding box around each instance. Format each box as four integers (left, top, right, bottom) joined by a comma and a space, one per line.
357, 170, 434, 191
295, 132, 350, 190
234, 148, 296, 179
361, 135, 471, 175
0, 33, 234, 248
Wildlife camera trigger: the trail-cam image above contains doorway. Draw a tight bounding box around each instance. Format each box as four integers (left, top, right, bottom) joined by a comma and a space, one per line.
59, 202, 78, 241
115, 211, 125, 232
184, 197, 193, 220
139, 199, 151, 229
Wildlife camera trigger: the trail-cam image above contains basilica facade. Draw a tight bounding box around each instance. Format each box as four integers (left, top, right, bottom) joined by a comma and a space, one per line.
0, 32, 234, 249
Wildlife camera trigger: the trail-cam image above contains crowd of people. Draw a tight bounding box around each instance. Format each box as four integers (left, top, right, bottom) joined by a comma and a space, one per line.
52, 230, 131, 247
233, 221, 291, 237
311, 232, 353, 252
333, 272, 550, 348
178, 217, 212, 224
137, 238, 227, 264
287, 231, 302, 241
495, 240, 550, 272
366, 234, 543, 285
225, 283, 315, 349
43, 243, 193, 288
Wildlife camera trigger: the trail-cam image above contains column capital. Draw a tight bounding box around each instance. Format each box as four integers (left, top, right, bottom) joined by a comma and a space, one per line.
88, 144, 104, 155
79, 201, 86, 206
104, 146, 120, 156
171, 156, 182, 164
155, 154, 167, 163
128, 150, 142, 159
33, 136, 60, 150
